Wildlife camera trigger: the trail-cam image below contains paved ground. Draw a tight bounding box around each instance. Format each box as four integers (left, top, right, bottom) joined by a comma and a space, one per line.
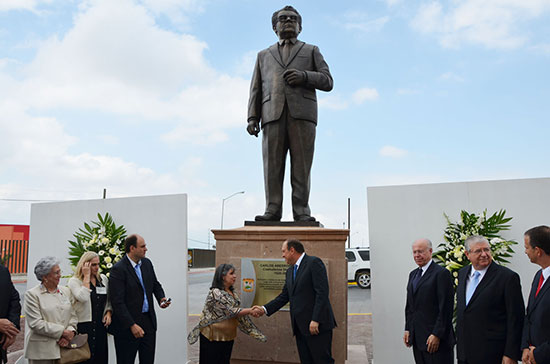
186, 314, 372, 364
186, 268, 373, 363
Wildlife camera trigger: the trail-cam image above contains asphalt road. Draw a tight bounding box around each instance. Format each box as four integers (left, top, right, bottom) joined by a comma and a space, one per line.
188, 270, 371, 315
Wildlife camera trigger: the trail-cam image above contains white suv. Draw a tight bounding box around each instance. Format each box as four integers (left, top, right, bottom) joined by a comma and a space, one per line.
346, 247, 371, 289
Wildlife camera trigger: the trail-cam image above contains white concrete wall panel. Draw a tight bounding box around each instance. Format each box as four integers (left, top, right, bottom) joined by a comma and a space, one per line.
368, 178, 550, 364
27, 194, 188, 364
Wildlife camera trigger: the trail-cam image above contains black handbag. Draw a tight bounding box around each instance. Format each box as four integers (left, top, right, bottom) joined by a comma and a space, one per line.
59, 333, 91, 364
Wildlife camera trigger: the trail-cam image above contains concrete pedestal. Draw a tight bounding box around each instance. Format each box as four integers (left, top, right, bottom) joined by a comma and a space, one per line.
212, 226, 348, 364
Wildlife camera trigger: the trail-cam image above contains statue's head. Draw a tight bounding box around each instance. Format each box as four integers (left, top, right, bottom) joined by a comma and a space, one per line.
272, 5, 302, 40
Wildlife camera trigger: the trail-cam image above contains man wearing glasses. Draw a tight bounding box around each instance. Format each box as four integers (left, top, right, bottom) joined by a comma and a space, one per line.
456, 235, 524, 364
247, 5, 333, 223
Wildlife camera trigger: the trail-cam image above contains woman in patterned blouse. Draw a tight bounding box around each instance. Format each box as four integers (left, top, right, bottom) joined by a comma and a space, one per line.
188, 263, 266, 364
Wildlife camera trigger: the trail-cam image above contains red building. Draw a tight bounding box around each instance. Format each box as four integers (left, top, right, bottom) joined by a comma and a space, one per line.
0, 224, 30, 241
0, 224, 30, 273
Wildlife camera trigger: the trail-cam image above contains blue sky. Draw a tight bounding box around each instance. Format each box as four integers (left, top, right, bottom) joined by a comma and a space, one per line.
1, 0, 549, 248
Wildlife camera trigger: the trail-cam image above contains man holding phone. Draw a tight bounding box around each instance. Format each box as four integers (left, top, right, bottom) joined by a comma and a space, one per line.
109, 234, 171, 364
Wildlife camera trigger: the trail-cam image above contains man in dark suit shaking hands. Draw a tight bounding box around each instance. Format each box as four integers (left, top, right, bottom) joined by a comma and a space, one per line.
404, 238, 455, 364
253, 239, 336, 363
456, 235, 524, 364
109, 234, 171, 364
522, 225, 550, 364
247, 6, 333, 222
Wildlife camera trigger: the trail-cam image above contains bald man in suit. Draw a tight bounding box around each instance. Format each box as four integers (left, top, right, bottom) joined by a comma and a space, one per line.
404, 238, 455, 364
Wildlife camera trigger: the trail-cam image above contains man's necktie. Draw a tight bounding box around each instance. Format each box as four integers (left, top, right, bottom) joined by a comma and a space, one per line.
412, 268, 422, 292
135, 262, 149, 313
293, 264, 298, 281
282, 39, 291, 64
466, 270, 481, 305
536, 272, 545, 297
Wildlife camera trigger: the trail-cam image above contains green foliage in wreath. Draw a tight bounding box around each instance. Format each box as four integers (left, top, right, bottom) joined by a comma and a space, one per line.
68, 213, 127, 275
432, 209, 517, 289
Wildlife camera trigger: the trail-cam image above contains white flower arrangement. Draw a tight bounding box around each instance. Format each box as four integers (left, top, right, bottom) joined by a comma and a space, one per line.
68, 213, 127, 275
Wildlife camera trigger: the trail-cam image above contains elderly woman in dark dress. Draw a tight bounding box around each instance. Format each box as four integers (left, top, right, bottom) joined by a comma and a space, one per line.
188, 263, 266, 364
68, 252, 112, 364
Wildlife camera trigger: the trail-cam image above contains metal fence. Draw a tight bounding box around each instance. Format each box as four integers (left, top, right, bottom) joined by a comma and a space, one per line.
188, 248, 215, 268
0, 239, 29, 274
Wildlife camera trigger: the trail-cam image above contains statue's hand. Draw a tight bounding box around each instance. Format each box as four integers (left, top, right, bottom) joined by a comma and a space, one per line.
247, 119, 260, 137
283, 69, 306, 86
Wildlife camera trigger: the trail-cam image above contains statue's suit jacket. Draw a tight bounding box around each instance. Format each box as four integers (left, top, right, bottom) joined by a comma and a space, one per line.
247, 40, 333, 126
264, 254, 336, 336
405, 262, 455, 353
522, 269, 550, 364
456, 262, 524, 364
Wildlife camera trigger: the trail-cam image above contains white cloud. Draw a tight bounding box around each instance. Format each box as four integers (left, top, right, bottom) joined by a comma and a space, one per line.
319, 86, 379, 110
379, 145, 408, 158
343, 16, 390, 33
411, 0, 550, 49
352, 87, 379, 103
99, 134, 120, 145
385, 0, 403, 6
0, 106, 178, 194
5, 0, 249, 145
234, 50, 257, 77
319, 94, 350, 110
439, 71, 465, 82
0, 0, 52, 12
0, 0, 250, 244
139, 0, 205, 26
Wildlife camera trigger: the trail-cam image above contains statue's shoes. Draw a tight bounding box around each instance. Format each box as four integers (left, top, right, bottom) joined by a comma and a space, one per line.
294, 215, 316, 222
255, 213, 282, 221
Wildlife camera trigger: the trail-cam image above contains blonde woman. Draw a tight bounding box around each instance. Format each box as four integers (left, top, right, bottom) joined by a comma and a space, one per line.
68, 252, 112, 364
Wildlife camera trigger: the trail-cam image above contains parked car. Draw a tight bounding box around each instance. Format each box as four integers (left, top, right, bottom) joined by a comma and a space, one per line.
346, 247, 371, 289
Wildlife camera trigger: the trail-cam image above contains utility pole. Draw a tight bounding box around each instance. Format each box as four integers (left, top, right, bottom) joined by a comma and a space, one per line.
347, 198, 351, 248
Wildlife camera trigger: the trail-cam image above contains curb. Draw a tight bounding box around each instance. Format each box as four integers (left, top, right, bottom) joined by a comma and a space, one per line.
188, 268, 215, 275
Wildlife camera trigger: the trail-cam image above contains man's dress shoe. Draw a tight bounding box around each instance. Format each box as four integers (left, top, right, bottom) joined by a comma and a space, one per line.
294, 215, 316, 222
255, 213, 281, 221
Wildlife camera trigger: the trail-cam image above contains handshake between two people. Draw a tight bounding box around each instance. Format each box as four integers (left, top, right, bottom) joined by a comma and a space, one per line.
245, 306, 321, 335
248, 306, 265, 318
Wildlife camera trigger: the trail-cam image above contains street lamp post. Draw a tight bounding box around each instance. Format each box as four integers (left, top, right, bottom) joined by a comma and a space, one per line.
221, 191, 245, 229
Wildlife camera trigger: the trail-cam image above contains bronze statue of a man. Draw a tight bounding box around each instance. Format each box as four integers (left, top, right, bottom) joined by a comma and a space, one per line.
247, 5, 333, 222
